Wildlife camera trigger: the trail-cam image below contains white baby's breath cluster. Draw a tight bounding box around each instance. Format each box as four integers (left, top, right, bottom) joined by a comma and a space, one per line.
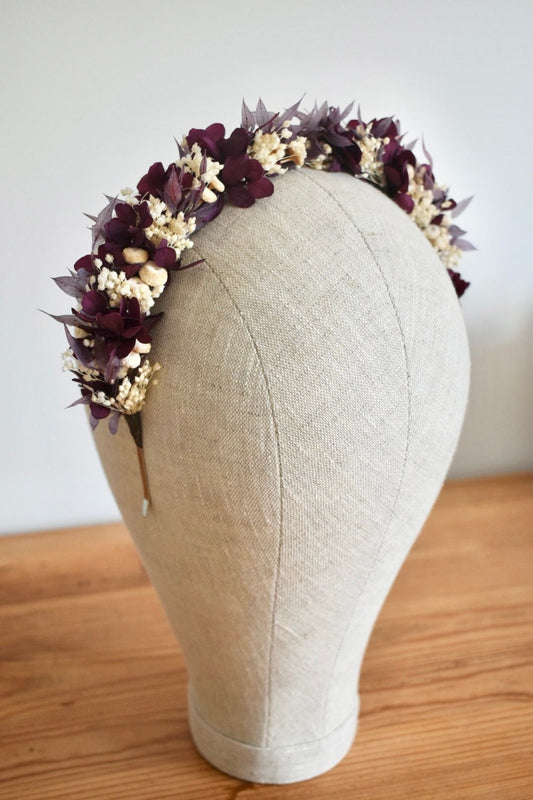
95, 266, 159, 314
119, 178, 198, 258
93, 360, 161, 415
62, 347, 160, 415
248, 128, 308, 175
145, 200, 197, 255
353, 123, 387, 187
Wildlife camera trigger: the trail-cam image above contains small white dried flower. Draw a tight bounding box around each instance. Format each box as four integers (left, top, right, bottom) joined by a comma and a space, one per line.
249, 131, 288, 175
145, 198, 196, 256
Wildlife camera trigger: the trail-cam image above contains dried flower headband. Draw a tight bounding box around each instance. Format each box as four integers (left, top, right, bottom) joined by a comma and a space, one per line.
50, 98, 474, 514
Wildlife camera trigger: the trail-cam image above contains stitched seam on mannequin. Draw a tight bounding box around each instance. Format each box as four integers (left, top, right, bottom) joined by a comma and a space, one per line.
302, 172, 412, 736
190, 694, 358, 751
192, 246, 284, 750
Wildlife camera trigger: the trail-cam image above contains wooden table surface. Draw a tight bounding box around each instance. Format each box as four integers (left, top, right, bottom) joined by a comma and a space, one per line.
1, 474, 532, 800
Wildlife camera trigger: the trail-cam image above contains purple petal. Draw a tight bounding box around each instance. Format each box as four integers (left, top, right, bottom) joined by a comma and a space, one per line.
82, 290, 107, 316
74, 254, 94, 274
247, 175, 274, 199
395, 193, 415, 213
137, 162, 167, 198
153, 243, 177, 268
221, 128, 250, 159
108, 411, 121, 434
90, 402, 110, 420
384, 164, 402, 190
97, 311, 124, 334
246, 158, 265, 180
227, 185, 254, 208
221, 155, 248, 185
192, 195, 224, 229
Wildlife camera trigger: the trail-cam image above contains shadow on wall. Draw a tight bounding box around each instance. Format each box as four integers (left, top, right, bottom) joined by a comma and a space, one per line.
450, 313, 533, 478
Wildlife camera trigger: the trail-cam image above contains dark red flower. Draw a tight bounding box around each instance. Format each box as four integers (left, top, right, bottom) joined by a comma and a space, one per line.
104, 201, 152, 248
77, 293, 160, 363
137, 162, 168, 198
448, 269, 470, 298
153, 241, 178, 269
186, 123, 226, 160
380, 139, 416, 196
74, 254, 94, 274
186, 125, 249, 163
221, 155, 274, 207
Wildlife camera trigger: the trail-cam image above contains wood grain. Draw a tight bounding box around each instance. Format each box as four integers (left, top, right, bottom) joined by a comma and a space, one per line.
1, 474, 532, 799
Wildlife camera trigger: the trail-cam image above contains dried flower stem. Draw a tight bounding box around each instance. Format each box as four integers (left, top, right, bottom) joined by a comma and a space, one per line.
136, 444, 151, 517
126, 412, 151, 516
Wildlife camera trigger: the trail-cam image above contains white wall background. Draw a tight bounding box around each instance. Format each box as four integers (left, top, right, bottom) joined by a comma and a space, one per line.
1, 0, 531, 534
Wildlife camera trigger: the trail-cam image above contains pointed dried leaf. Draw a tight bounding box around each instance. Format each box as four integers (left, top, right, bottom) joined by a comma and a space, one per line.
452, 195, 474, 218
163, 167, 182, 215
448, 224, 467, 240
241, 99, 256, 129
90, 196, 119, 249
52, 275, 85, 299
340, 101, 354, 120
276, 97, 304, 128
255, 98, 271, 128
65, 325, 93, 365
46, 311, 85, 326
421, 136, 433, 168
67, 394, 90, 409
456, 239, 477, 251
108, 411, 121, 434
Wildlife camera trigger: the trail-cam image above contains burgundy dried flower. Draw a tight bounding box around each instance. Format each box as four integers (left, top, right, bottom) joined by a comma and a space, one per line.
447, 269, 470, 298
185, 125, 250, 163
221, 155, 274, 207
104, 201, 152, 248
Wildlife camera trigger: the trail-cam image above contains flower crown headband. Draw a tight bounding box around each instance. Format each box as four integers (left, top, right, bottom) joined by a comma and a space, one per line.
50, 98, 474, 514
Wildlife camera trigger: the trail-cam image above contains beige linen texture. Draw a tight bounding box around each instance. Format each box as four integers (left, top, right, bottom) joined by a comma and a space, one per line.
94, 169, 470, 783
